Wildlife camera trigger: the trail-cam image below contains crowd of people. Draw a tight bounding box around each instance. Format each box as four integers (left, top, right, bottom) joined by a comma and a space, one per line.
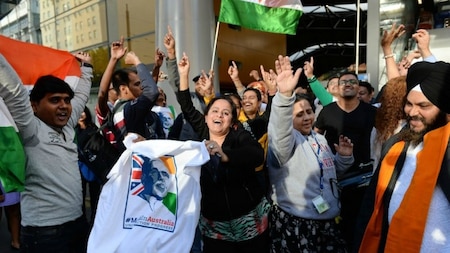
0, 22, 449, 253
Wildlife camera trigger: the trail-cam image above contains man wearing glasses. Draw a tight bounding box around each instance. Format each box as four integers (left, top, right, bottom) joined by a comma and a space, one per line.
314, 72, 377, 251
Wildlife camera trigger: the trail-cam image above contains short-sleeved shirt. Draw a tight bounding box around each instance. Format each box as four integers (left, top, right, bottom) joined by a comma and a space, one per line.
315, 102, 376, 172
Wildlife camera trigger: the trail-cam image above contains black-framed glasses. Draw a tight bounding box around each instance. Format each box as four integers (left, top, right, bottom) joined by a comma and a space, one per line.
339, 79, 358, 85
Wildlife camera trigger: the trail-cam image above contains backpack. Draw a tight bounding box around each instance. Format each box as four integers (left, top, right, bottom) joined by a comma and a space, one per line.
78, 105, 124, 184
144, 110, 166, 140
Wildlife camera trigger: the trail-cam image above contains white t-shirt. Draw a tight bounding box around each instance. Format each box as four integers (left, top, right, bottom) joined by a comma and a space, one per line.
88, 139, 209, 253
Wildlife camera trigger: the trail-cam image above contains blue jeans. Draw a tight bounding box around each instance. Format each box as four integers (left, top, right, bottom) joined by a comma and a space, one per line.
20, 216, 88, 253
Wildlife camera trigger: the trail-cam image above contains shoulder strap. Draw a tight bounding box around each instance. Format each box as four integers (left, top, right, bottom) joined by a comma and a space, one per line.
110, 100, 128, 138
437, 141, 450, 203
379, 133, 401, 165
379, 141, 409, 251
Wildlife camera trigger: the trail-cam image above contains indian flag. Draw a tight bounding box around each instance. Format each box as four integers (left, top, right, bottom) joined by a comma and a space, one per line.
0, 98, 25, 193
0, 35, 81, 193
0, 35, 81, 90
219, 0, 303, 35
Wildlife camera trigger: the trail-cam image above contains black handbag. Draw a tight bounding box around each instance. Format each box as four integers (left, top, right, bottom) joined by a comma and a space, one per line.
337, 160, 374, 190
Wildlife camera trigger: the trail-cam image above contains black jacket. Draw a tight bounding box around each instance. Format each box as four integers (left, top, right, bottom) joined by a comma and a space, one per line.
177, 89, 265, 221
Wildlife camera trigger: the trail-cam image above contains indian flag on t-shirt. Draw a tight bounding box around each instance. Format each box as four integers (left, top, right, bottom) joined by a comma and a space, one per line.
126, 153, 178, 232
219, 0, 303, 35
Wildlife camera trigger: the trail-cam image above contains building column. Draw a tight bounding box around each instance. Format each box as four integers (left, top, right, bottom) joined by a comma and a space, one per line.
366, 0, 380, 94
155, 0, 219, 113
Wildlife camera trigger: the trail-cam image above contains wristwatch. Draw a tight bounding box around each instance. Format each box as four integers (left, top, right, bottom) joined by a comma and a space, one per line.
82, 62, 93, 68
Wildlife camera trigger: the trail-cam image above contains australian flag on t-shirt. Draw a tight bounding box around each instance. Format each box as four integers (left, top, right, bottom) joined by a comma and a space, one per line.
123, 152, 178, 232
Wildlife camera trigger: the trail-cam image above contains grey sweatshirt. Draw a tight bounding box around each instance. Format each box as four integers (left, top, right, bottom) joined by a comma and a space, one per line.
267, 92, 353, 220
0, 54, 92, 226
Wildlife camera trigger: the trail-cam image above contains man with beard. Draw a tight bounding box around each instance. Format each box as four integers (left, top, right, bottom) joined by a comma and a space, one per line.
354, 61, 450, 253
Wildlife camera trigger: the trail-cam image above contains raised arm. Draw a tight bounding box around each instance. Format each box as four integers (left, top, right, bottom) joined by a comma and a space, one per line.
152, 48, 165, 83
398, 50, 421, 76
259, 64, 277, 120
268, 55, 302, 165
260, 64, 277, 96
164, 26, 180, 93
228, 61, 245, 97
178, 53, 190, 92
176, 53, 208, 138
70, 52, 93, 128
197, 69, 215, 104
381, 23, 405, 80
398, 29, 436, 76
275, 56, 302, 100
0, 54, 33, 132
412, 29, 436, 62
249, 69, 261, 81
97, 37, 127, 117
303, 57, 333, 106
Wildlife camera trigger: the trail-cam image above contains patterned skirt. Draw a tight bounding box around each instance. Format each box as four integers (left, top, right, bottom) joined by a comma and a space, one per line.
199, 197, 271, 242
269, 204, 347, 253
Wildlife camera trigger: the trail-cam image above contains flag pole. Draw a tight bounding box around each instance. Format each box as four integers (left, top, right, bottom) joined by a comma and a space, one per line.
355, 0, 360, 75
211, 21, 220, 71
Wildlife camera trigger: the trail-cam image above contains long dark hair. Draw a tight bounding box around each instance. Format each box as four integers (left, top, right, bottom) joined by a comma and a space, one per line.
80, 106, 96, 128
205, 96, 239, 126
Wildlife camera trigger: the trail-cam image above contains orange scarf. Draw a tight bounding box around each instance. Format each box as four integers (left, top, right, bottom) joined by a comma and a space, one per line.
359, 122, 450, 253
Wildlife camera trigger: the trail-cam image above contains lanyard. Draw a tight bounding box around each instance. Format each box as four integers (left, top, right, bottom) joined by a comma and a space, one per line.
308, 134, 324, 193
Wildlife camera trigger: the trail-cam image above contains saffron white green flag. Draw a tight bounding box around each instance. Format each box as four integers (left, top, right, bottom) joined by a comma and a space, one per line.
0, 98, 25, 193
219, 0, 303, 35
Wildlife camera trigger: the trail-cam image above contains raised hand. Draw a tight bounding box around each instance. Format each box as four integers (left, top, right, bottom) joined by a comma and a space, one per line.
124, 51, 141, 66
177, 52, 190, 77
334, 135, 353, 157
164, 26, 176, 59
275, 55, 302, 96
381, 23, 405, 52
74, 51, 92, 64
227, 61, 240, 81
249, 69, 261, 81
178, 52, 190, 91
111, 36, 127, 61
260, 65, 276, 95
412, 29, 432, 58
198, 69, 214, 96
154, 48, 165, 68
303, 57, 315, 79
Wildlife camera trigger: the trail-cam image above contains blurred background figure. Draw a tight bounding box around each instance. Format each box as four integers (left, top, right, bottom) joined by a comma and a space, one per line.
0, 182, 21, 250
